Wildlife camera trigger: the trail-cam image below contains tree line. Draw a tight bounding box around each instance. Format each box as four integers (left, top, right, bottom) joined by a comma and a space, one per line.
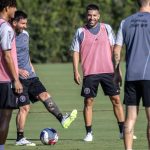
17, 0, 137, 63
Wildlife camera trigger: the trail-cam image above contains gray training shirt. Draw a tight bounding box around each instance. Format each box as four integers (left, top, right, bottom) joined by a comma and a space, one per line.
116, 12, 150, 81
16, 30, 36, 79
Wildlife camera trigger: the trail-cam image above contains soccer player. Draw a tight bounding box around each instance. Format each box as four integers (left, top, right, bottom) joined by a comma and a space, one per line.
70, 4, 127, 142
114, 0, 150, 150
11, 10, 77, 146
0, 0, 23, 150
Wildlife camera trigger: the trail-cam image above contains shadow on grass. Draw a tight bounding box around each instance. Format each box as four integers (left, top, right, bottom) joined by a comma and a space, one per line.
7, 138, 83, 141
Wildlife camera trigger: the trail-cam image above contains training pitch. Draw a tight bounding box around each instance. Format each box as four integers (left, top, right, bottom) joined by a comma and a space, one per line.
6, 63, 147, 150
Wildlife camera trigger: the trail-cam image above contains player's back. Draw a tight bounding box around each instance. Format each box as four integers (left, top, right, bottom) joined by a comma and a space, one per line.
122, 12, 150, 81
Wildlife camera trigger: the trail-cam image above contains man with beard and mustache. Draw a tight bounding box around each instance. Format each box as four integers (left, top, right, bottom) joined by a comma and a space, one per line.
11, 10, 77, 146
70, 4, 136, 142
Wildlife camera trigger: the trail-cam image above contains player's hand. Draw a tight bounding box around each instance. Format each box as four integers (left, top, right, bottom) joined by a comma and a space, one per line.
13, 80, 23, 94
74, 71, 81, 85
19, 69, 29, 79
113, 67, 122, 87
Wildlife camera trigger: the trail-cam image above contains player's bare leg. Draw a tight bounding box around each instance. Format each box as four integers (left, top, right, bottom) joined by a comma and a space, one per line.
16, 105, 30, 134
110, 95, 125, 137
83, 97, 94, 142
110, 95, 124, 121
39, 92, 65, 123
39, 92, 77, 128
145, 107, 150, 150
16, 105, 36, 146
0, 109, 12, 144
124, 106, 137, 150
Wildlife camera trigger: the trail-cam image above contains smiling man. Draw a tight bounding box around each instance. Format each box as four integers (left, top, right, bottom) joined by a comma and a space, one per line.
11, 10, 77, 146
70, 4, 126, 142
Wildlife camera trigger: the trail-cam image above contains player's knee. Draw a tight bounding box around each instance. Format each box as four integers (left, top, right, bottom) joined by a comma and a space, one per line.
20, 105, 30, 113
0, 111, 12, 132
38, 92, 50, 101
84, 98, 94, 107
0, 110, 12, 121
124, 124, 134, 134
110, 95, 121, 105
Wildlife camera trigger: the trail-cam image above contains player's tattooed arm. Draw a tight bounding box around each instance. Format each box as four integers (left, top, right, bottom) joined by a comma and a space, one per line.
113, 45, 122, 70
113, 45, 122, 86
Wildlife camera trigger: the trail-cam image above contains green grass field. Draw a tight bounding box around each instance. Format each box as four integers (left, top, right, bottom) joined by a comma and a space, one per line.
6, 63, 147, 150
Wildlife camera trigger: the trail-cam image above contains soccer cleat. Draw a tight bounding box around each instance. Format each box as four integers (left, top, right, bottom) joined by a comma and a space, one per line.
15, 137, 36, 146
133, 135, 137, 140
61, 109, 77, 129
83, 132, 93, 142
119, 133, 137, 140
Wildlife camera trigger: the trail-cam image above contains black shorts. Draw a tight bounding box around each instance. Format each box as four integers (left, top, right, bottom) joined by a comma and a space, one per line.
81, 73, 120, 98
18, 77, 47, 106
0, 82, 18, 109
124, 80, 150, 107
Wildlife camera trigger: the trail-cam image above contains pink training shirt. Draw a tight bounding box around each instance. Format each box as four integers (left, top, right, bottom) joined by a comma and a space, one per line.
0, 19, 18, 82
80, 23, 114, 76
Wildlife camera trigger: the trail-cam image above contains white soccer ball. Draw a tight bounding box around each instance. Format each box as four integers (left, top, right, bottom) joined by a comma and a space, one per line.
40, 128, 58, 145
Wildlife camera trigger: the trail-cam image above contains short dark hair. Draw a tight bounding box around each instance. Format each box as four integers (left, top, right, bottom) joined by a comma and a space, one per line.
137, 0, 150, 7
86, 4, 100, 12
0, 0, 17, 11
13, 10, 28, 21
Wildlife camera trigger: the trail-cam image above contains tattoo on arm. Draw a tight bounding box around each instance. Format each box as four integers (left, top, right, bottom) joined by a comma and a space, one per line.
114, 53, 120, 69
113, 44, 122, 70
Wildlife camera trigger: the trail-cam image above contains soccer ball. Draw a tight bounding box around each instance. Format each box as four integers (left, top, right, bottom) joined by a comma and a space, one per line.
40, 128, 58, 145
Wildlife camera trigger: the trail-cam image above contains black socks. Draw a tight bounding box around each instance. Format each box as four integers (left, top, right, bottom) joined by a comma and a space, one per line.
17, 131, 24, 141
85, 125, 92, 133
118, 122, 124, 133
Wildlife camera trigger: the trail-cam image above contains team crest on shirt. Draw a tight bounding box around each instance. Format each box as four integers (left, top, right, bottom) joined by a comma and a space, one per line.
19, 95, 26, 103
84, 88, 90, 95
